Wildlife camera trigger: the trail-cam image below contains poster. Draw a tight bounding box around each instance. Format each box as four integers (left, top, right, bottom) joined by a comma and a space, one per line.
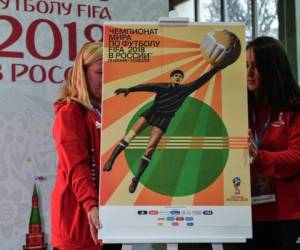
99, 22, 251, 243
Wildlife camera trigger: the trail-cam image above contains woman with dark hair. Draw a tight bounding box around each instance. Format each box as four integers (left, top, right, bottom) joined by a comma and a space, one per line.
247, 36, 300, 250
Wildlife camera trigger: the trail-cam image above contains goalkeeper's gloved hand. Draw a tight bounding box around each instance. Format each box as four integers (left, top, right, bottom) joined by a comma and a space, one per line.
114, 88, 130, 97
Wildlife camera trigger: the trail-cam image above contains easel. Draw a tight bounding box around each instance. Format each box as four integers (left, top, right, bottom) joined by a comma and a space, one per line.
122, 243, 224, 250
114, 16, 246, 250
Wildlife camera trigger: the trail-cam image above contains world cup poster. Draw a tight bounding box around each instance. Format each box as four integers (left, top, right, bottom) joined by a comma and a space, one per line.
99, 22, 252, 243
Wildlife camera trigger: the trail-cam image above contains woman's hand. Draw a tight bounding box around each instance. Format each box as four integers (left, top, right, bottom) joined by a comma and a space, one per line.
87, 206, 102, 245
248, 129, 258, 164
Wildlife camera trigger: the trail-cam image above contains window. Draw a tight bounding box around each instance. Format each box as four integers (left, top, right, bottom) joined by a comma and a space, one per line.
171, 0, 278, 40
257, 0, 278, 38
173, 0, 195, 21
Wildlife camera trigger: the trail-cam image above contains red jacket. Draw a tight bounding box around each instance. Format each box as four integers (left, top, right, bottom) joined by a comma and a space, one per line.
250, 105, 300, 221
51, 101, 101, 250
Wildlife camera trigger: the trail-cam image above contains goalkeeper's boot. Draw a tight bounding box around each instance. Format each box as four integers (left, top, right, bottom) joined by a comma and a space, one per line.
103, 139, 128, 171
129, 156, 150, 193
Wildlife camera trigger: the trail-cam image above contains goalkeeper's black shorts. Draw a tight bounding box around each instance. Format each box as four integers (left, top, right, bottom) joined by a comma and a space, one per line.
140, 108, 174, 132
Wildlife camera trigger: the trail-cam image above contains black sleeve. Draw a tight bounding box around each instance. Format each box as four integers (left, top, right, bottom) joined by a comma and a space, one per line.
129, 83, 169, 93
186, 67, 219, 94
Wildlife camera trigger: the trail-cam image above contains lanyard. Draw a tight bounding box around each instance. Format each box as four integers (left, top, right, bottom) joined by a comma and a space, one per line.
252, 111, 271, 148
94, 106, 101, 117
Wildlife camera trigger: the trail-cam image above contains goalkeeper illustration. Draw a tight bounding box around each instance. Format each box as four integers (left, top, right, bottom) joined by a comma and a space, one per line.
103, 29, 241, 193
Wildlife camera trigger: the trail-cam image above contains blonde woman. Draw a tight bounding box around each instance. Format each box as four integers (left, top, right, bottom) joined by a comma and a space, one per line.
51, 42, 103, 250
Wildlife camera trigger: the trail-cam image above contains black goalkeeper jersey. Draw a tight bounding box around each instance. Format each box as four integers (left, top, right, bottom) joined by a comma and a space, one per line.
129, 67, 219, 116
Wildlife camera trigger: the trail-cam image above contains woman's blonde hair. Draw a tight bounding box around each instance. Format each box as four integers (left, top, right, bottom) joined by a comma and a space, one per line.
58, 42, 103, 109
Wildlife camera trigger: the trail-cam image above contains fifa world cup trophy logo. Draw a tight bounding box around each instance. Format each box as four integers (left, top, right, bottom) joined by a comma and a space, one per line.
233, 177, 241, 195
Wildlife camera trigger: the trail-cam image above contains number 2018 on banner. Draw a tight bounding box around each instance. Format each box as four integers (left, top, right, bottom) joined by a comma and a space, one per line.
0, 15, 103, 61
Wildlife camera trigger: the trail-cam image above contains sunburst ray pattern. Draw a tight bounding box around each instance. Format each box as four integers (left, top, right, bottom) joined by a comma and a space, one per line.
100, 24, 249, 207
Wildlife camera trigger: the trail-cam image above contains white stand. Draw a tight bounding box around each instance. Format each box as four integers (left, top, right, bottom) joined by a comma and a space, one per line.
166, 243, 178, 250
121, 244, 133, 250
121, 243, 223, 250
212, 243, 224, 250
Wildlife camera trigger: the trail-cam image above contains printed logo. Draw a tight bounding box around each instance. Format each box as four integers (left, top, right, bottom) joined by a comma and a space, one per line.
271, 112, 285, 127
203, 210, 213, 215
192, 210, 202, 215
167, 217, 175, 221
185, 217, 194, 221
157, 217, 165, 221
176, 216, 184, 221
232, 177, 241, 195
226, 176, 249, 202
149, 210, 159, 215
159, 210, 169, 215
186, 222, 194, 226
170, 210, 180, 215
137, 210, 147, 215
172, 222, 179, 226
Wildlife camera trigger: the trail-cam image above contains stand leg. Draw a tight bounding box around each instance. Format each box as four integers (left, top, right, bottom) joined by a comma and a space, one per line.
211, 243, 223, 250
121, 244, 133, 250
167, 243, 178, 250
